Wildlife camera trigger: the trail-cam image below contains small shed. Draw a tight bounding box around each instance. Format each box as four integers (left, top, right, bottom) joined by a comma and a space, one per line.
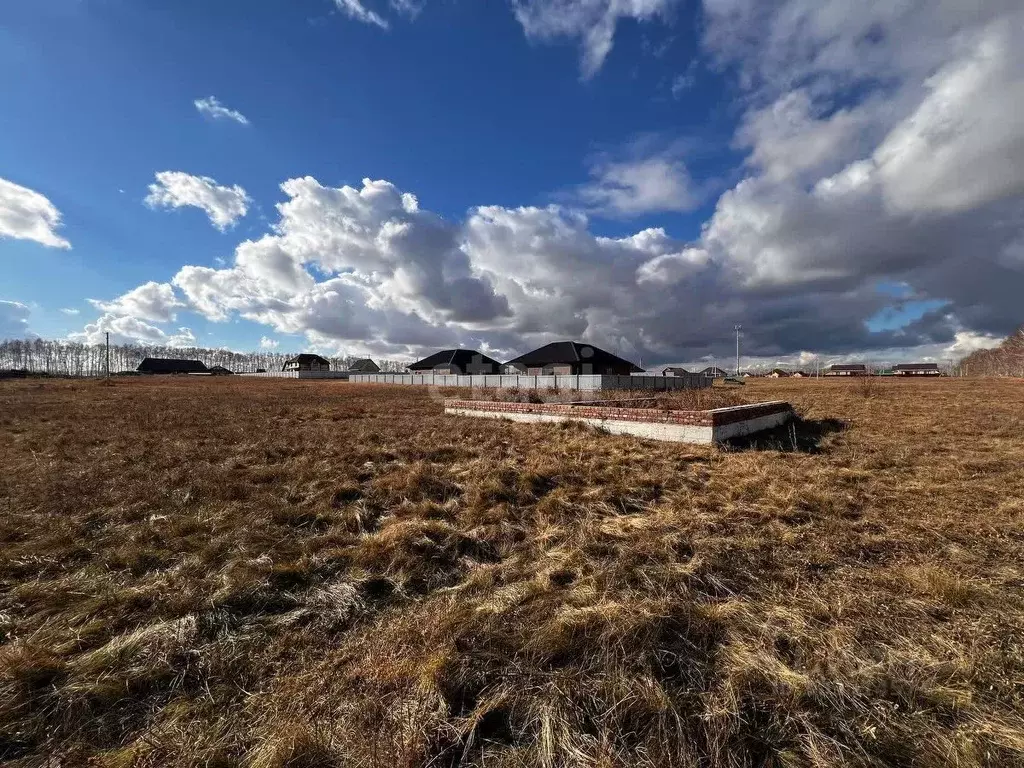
283, 354, 331, 372
505, 341, 643, 375
409, 349, 502, 375
137, 358, 208, 375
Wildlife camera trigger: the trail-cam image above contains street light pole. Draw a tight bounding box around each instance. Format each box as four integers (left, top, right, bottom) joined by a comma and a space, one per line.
734, 325, 742, 376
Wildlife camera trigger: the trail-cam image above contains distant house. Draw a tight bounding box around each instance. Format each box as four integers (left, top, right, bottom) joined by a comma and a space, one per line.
137, 358, 208, 375
825, 364, 868, 377
208, 365, 233, 376
347, 358, 380, 374
699, 366, 729, 378
283, 354, 330, 372
894, 362, 941, 376
505, 341, 643, 375
768, 368, 791, 378
408, 349, 502, 375
791, 371, 810, 378
661, 366, 690, 376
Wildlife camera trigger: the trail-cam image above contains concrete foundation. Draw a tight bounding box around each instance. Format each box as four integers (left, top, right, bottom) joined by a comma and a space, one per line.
444, 400, 793, 445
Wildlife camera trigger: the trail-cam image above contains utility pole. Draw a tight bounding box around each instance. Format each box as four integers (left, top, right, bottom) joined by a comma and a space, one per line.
734, 325, 742, 376
105, 332, 110, 378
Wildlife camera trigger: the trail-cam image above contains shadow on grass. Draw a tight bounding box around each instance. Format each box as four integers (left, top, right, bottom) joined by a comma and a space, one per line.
722, 416, 847, 454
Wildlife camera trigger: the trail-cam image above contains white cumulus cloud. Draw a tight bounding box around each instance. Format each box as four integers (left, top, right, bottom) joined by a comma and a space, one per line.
145, 171, 251, 231
0, 177, 71, 249
69, 314, 196, 347
574, 142, 699, 216
690, 0, 1024, 343
194, 96, 250, 125
87, 281, 184, 323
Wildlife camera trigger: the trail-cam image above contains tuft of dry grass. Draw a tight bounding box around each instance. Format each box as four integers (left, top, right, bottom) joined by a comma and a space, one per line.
1, 376, 1023, 766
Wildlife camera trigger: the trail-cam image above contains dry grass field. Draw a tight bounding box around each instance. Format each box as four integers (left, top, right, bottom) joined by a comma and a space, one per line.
1, 377, 1023, 767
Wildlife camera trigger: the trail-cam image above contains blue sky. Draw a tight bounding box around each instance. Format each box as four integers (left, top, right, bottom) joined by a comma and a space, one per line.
2, 0, 1023, 366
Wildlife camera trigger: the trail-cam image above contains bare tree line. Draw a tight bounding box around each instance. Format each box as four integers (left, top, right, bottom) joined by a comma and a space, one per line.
0, 338, 410, 376
955, 326, 1024, 378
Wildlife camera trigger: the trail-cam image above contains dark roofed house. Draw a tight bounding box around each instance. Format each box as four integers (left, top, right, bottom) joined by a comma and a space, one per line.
699, 366, 729, 378
662, 366, 690, 376
768, 368, 791, 378
208, 365, 233, 376
283, 354, 330, 372
137, 358, 208, 375
505, 341, 643, 375
348, 358, 380, 374
894, 362, 941, 376
826, 363, 868, 377
408, 349, 502, 375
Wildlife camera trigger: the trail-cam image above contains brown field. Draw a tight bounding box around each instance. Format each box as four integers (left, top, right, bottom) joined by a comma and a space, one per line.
1, 377, 1023, 767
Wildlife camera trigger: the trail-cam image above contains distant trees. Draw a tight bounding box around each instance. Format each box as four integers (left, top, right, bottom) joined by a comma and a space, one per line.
956, 326, 1024, 377
0, 338, 409, 376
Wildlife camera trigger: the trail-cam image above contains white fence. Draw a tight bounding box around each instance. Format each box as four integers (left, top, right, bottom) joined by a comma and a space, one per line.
346, 373, 709, 391
239, 371, 351, 379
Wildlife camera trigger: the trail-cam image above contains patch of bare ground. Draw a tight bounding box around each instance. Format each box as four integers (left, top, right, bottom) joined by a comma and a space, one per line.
0, 377, 1022, 766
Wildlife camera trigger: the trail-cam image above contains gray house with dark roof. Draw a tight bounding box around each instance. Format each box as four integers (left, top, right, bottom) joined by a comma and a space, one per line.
347, 358, 380, 373
408, 349, 502, 375
504, 341, 643, 375
137, 358, 208, 375
283, 354, 330, 372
